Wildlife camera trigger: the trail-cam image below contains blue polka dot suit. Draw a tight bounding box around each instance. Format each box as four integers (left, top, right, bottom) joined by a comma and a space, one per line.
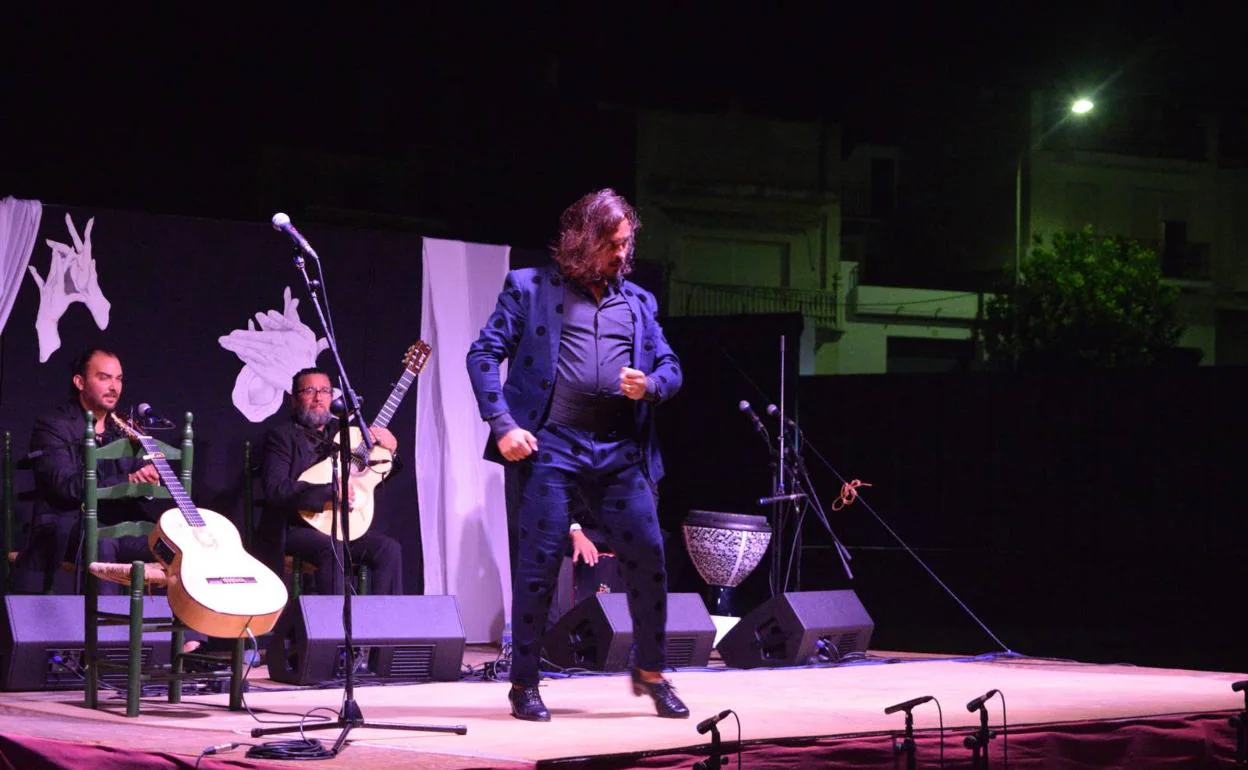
466, 265, 683, 685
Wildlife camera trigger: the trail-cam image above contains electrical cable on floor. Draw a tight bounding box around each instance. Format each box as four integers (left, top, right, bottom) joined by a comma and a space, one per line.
193, 741, 256, 768
244, 737, 334, 761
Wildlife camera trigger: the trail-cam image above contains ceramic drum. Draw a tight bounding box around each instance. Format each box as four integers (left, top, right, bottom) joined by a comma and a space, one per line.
682, 510, 772, 588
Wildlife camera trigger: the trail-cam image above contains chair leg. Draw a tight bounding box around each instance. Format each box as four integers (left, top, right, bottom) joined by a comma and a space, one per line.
170, 626, 185, 704
84, 569, 99, 709
357, 564, 370, 595
290, 556, 303, 598
229, 636, 246, 710
127, 561, 144, 718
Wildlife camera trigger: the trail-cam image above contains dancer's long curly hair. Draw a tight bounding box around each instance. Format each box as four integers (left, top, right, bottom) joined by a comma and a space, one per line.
553, 189, 641, 286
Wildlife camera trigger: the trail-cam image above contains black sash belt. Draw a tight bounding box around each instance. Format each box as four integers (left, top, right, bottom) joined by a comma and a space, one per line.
548, 387, 633, 435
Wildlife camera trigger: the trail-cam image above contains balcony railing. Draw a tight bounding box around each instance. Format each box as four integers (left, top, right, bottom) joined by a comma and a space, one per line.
669, 279, 839, 327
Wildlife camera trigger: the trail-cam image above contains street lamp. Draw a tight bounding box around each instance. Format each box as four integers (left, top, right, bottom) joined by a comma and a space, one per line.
1014, 96, 1095, 285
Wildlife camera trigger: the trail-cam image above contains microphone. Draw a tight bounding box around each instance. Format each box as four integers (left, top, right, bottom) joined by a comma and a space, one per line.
738, 400, 770, 444
696, 709, 733, 735
757, 492, 807, 506
884, 695, 933, 715
271, 213, 319, 261
135, 403, 176, 430
966, 689, 999, 712
765, 403, 798, 428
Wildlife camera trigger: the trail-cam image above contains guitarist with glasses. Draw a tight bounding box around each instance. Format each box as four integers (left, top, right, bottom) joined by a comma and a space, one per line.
255, 366, 403, 596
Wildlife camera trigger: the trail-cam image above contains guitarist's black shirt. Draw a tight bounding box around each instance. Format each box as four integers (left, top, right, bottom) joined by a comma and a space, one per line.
22, 399, 155, 570
253, 418, 340, 574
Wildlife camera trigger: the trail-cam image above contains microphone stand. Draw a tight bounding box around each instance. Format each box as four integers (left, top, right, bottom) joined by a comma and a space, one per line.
1230, 680, 1248, 765
692, 724, 728, 770
893, 707, 918, 770
757, 349, 854, 594
757, 336, 807, 595
784, 433, 853, 583
251, 237, 466, 753
963, 703, 995, 770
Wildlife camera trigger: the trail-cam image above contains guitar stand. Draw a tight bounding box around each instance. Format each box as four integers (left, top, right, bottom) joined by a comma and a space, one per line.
252, 253, 466, 752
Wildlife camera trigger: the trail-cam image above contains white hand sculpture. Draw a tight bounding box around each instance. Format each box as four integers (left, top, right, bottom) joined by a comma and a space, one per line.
27, 214, 112, 362
219, 286, 330, 422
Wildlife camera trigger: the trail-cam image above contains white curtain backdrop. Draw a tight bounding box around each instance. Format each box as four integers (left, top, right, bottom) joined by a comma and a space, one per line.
0, 197, 43, 335
416, 237, 511, 643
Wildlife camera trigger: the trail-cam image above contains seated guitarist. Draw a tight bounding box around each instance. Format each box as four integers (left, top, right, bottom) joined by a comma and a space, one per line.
255, 366, 403, 595
17, 348, 165, 594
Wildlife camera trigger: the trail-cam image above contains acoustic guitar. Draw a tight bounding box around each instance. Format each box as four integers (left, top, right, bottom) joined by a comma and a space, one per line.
110, 414, 289, 638
298, 340, 431, 540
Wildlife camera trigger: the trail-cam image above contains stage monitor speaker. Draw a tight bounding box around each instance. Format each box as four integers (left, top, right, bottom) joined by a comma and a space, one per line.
543, 592, 716, 671
1, 595, 173, 691
266, 595, 465, 685
716, 590, 873, 669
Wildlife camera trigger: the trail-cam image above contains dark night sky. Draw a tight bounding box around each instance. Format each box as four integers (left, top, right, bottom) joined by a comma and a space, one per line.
3, 3, 1242, 242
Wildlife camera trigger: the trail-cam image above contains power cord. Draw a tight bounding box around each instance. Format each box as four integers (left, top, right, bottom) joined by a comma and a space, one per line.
193, 741, 256, 768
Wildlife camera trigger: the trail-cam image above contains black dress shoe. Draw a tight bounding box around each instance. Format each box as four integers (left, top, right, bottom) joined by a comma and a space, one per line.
509, 685, 551, 722
631, 669, 690, 718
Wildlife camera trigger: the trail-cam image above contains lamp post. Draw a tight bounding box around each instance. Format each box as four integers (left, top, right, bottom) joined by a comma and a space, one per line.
1014, 96, 1095, 286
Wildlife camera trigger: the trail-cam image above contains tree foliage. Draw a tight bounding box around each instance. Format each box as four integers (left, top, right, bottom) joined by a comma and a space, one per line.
984, 228, 1183, 369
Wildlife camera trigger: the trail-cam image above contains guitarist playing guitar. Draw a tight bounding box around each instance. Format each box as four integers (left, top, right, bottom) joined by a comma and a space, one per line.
256, 365, 405, 596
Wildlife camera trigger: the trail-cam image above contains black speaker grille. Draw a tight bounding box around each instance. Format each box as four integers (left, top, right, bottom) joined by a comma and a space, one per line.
386, 645, 437, 680
666, 636, 696, 668
819, 632, 861, 662
44, 646, 155, 690
100, 646, 156, 690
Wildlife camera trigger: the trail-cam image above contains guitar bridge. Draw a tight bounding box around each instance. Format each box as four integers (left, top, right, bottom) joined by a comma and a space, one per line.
206, 577, 260, 585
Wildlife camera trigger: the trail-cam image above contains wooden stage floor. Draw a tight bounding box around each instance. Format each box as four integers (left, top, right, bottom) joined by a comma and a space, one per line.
1, 645, 1245, 768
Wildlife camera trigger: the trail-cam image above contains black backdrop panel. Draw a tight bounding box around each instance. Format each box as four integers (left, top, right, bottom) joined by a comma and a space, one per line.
791, 367, 1248, 671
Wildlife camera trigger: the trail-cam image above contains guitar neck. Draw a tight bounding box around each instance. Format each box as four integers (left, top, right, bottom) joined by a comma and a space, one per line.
372, 366, 418, 432
350, 366, 418, 458
136, 435, 204, 528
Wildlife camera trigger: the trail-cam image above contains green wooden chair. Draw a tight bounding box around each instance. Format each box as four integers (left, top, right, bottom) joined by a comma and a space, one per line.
82, 412, 245, 717
242, 439, 369, 599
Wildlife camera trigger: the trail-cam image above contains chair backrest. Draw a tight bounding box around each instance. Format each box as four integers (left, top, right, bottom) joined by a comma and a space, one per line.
82, 412, 193, 566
